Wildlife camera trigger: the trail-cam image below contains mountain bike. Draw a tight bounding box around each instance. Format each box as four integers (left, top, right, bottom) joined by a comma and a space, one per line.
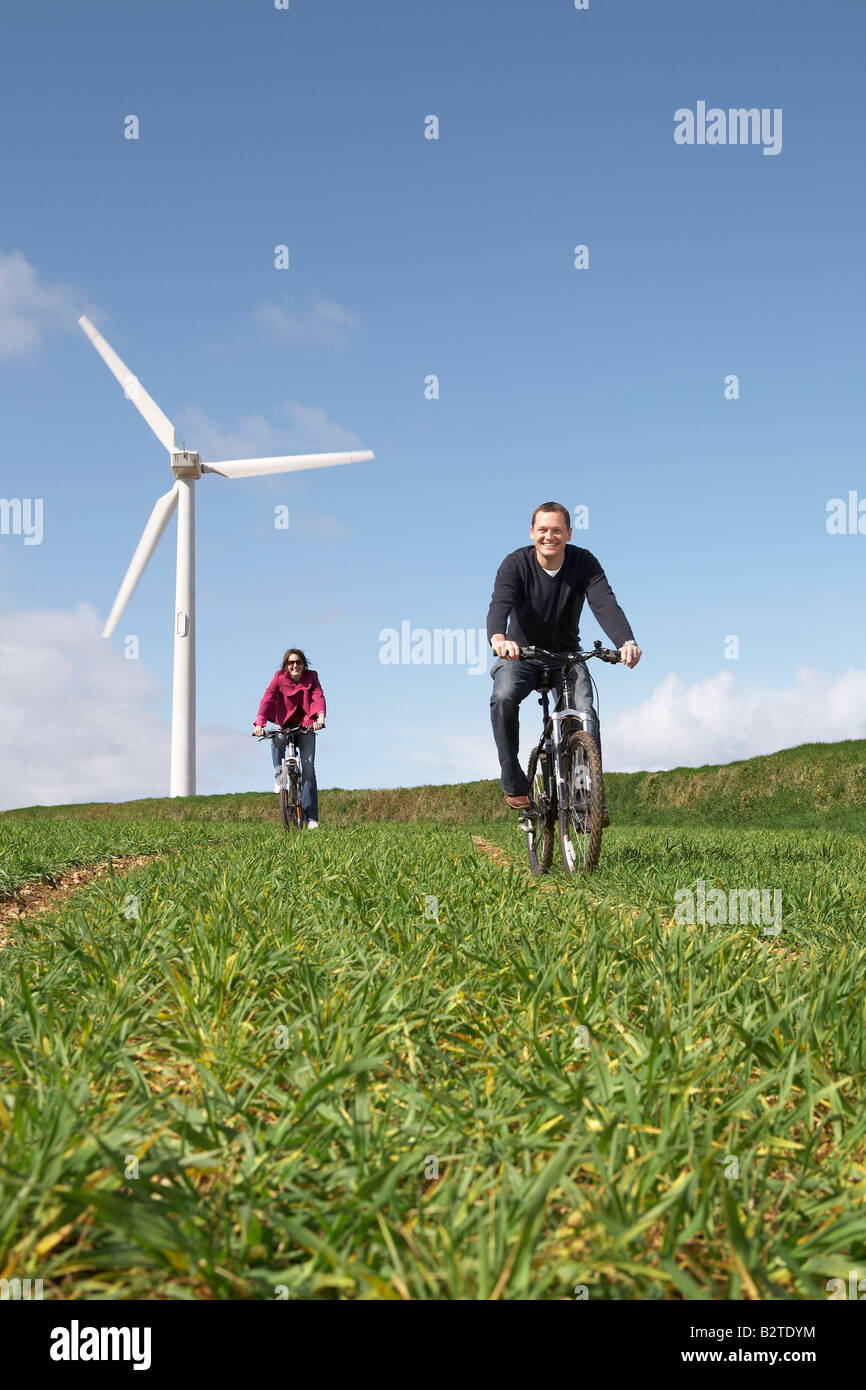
253, 726, 317, 831
516, 641, 620, 875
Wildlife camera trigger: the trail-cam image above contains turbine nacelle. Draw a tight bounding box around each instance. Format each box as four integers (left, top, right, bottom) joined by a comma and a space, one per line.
171, 450, 202, 479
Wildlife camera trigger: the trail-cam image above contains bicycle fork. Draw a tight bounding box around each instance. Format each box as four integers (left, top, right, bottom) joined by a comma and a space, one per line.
518, 699, 596, 835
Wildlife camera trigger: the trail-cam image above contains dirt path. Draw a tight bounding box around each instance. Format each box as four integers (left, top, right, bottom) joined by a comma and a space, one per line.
472, 834, 660, 922
472, 834, 562, 893
471, 836, 516, 870
0, 853, 166, 952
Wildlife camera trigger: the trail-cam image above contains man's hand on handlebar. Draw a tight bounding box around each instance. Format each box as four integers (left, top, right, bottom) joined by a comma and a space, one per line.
619, 641, 642, 669
490, 634, 521, 660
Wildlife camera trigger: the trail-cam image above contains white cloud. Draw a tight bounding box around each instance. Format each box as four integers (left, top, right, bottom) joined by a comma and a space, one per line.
409, 667, 866, 787
253, 297, 359, 348
0, 605, 250, 810
174, 401, 363, 461
0, 249, 91, 361
603, 667, 866, 772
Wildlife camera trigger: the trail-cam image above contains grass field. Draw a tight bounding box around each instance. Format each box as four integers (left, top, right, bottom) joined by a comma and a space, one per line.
1, 743, 865, 1300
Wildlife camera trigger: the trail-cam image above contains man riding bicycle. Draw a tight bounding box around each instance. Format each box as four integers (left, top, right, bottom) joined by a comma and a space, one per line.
487, 502, 641, 815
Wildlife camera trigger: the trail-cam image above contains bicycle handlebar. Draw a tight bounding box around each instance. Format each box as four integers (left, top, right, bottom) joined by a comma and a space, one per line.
518, 640, 622, 666
252, 725, 321, 738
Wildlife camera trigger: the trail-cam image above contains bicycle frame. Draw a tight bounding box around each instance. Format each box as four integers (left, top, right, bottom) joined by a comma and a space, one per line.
515, 642, 619, 873
277, 733, 302, 786
526, 659, 593, 817
253, 725, 317, 830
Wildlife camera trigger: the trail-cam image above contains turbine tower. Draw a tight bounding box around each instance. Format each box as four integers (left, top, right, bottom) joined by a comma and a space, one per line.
79, 315, 373, 798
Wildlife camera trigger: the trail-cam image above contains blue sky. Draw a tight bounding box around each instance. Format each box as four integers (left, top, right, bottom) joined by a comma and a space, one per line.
1, 0, 864, 806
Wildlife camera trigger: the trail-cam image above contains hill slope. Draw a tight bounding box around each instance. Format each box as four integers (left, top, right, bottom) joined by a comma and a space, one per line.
4, 740, 865, 828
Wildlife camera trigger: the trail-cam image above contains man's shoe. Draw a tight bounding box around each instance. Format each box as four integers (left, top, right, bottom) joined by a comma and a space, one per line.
504, 793, 531, 810
601, 806, 610, 828
306, 820, 319, 830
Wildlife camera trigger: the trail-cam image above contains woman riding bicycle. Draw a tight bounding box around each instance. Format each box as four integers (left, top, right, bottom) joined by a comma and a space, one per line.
253, 648, 326, 828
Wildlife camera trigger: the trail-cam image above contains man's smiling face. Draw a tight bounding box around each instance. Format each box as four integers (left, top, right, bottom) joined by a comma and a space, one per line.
530, 510, 572, 567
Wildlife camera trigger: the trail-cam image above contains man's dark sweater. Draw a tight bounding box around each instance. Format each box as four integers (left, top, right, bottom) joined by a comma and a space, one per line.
486, 545, 635, 653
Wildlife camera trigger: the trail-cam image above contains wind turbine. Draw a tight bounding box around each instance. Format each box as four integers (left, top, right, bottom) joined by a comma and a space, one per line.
78, 314, 373, 798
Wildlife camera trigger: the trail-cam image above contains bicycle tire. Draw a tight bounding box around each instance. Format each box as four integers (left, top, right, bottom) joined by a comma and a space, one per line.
558, 730, 604, 874
525, 745, 556, 874
288, 772, 305, 831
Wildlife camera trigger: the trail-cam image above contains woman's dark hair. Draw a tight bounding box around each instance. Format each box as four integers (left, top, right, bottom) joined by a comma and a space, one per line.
280, 648, 309, 673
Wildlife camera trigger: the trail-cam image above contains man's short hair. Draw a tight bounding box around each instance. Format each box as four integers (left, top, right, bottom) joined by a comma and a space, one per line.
531, 502, 571, 529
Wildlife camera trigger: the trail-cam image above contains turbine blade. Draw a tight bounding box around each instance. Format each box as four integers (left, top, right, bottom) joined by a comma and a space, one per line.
79, 315, 176, 453
102, 483, 180, 638
201, 449, 374, 480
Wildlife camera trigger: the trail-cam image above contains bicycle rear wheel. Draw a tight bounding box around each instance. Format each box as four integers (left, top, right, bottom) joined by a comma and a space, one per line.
525, 745, 556, 874
558, 730, 604, 873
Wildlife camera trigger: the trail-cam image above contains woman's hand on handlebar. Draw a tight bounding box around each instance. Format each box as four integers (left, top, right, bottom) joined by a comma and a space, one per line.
252, 725, 267, 737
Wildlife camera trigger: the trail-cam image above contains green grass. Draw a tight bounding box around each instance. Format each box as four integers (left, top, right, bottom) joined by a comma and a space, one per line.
1, 807, 865, 1299
0, 818, 234, 900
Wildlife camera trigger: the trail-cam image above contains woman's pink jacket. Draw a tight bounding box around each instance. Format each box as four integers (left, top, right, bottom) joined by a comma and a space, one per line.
254, 669, 326, 728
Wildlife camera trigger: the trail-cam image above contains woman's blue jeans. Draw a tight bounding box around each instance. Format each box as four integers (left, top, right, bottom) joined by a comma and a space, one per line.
489, 657, 601, 797
269, 729, 319, 820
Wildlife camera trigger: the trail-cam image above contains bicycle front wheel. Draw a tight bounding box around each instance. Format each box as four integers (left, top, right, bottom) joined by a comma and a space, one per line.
558, 730, 604, 873
525, 745, 556, 874
287, 772, 305, 831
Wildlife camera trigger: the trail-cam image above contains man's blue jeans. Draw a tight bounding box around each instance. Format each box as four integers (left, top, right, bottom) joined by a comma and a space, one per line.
270, 729, 319, 820
489, 657, 601, 797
